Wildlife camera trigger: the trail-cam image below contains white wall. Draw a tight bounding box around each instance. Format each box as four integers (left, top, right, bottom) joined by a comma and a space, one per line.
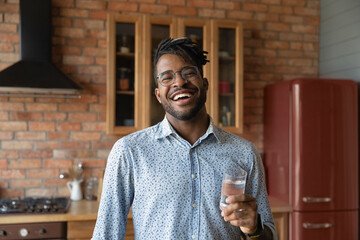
319, 0, 360, 82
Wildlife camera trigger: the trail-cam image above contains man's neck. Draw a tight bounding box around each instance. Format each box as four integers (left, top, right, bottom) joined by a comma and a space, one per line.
166, 110, 209, 145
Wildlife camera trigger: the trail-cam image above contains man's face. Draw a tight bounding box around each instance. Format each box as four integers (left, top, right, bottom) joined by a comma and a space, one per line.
155, 54, 208, 121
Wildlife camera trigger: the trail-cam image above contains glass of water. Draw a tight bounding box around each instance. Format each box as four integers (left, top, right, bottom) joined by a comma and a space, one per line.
220, 169, 247, 209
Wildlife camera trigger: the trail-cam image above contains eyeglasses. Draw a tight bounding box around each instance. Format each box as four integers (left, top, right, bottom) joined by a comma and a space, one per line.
156, 66, 201, 87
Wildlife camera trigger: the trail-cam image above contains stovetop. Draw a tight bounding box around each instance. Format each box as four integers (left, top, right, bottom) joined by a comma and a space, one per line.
0, 197, 70, 215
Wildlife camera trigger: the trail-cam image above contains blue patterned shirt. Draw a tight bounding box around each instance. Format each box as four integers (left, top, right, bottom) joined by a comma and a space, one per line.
92, 117, 276, 240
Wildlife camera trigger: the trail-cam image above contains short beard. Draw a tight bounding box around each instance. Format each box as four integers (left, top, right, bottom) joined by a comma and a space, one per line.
161, 89, 207, 121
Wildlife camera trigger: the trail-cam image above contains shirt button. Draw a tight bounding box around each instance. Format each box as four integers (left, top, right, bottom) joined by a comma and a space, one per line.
191, 174, 196, 179
192, 235, 196, 239
192, 203, 197, 208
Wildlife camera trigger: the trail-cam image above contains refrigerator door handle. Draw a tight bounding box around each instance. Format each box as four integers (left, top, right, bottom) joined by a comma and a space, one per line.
302, 197, 332, 203
303, 222, 333, 229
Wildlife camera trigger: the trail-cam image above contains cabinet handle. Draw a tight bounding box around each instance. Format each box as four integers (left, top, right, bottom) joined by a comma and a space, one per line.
302, 197, 332, 203
303, 223, 332, 229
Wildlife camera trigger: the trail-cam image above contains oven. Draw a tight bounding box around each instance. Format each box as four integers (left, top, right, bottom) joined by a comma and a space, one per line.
0, 197, 70, 240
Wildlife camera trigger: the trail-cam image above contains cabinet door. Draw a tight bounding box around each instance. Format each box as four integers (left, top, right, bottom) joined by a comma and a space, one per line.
210, 20, 243, 134
291, 211, 358, 240
106, 13, 143, 135
142, 16, 176, 127
176, 18, 211, 112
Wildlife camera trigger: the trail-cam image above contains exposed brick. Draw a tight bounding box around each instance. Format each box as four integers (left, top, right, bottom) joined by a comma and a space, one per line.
188, 0, 213, 8
27, 169, 59, 179
10, 179, 42, 188
61, 141, 90, 149
242, 3, 268, 12
90, 10, 108, 20
44, 112, 67, 121
198, 8, 225, 18
29, 122, 56, 131
0, 159, 7, 169
26, 188, 57, 197
66, 38, 97, 47
266, 22, 290, 31
76, 0, 107, 10
0, 33, 19, 43
0, 23, 17, 33
1, 169, 26, 179
16, 132, 46, 140
83, 122, 106, 131
0, 121, 27, 131
0, 132, 13, 140
291, 24, 317, 34
254, 13, 279, 22
109, 2, 138, 12
54, 27, 85, 38
8, 159, 42, 169
227, 11, 253, 20
48, 132, 70, 140
83, 47, 106, 57
139, 3, 167, 14
44, 159, 73, 168
4, 13, 19, 24
26, 103, 57, 111
73, 19, 105, 29
80, 159, 106, 167
72, 132, 101, 141
264, 40, 289, 49
52, 0, 74, 8
0, 150, 19, 158
0, 111, 9, 120
215, 1, 239, 10
11, 112, 43, 121
21, 150, 53, 159
59, 8, 89, 18
294, 7, 318, 16
57, 122, 82, 131
52, 17, 72, 27
0, 102, 24, 111
170, 7, 197, 16
35, 141, 59, 149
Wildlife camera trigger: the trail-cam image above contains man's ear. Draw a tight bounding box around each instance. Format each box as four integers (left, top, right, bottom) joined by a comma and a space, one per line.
155, 88, 161, 103
203, 77, 209, 90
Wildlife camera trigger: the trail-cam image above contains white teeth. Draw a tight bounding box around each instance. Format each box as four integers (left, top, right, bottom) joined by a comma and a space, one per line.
173, 93, 191, 101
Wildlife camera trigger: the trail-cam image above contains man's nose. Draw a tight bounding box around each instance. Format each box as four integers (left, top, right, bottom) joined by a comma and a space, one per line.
172, 71, 188, 86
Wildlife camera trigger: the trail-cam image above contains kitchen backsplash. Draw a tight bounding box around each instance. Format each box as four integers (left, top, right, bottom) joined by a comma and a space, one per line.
0, 0, 320, 198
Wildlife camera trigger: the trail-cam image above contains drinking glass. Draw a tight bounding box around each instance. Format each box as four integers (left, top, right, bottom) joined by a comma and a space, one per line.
220, 169, 247, 208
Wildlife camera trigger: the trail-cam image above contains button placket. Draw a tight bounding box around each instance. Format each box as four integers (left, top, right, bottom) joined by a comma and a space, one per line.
190, 147, 200, 239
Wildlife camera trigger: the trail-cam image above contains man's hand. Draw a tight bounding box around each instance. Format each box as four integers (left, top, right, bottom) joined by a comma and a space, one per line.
221, 194, 258, 234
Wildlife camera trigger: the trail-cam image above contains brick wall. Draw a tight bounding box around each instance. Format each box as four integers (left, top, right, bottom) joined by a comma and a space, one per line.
0, 0, 319, 198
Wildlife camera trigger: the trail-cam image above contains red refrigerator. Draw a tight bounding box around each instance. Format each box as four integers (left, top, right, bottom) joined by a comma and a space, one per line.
264, 79, 358, 239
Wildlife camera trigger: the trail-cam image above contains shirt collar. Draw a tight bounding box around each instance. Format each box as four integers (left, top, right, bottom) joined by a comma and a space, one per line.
155, 116, 223, 144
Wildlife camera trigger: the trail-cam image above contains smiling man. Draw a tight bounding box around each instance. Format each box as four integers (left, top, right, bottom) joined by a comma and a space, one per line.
92, 38, 276, 240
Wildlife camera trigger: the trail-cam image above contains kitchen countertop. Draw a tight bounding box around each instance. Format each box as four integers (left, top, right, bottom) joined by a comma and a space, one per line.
0, 200, 98, 224
0, 197, 291, 224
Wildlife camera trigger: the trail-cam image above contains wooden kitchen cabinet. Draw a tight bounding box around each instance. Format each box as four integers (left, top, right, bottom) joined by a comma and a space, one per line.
67, 220, 96, 240
106, 14, 243, 135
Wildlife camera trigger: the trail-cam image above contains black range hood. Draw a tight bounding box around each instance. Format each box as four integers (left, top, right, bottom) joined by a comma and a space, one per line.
0, 0, 82, 95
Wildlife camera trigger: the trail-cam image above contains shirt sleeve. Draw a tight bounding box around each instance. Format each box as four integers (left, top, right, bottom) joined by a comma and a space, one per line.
92, 139, 134, 240
247, 145, 278, 240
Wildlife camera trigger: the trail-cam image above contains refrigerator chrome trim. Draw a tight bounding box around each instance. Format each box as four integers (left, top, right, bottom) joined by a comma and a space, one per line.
302, 197, 332, 203
302, 222, 332, 229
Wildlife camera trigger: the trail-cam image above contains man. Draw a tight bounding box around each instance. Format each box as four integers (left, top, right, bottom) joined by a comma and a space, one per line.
92, 37, 276, 239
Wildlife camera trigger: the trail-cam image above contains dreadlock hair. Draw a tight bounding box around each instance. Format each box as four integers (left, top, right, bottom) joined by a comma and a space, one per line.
153, 37, 209, 86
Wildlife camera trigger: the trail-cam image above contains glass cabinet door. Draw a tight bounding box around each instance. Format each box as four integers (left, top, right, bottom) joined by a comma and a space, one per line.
210, 20, 243, 133
177, 18, 211, 112
106, 14, 142, 134
142, 16, 176, 127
